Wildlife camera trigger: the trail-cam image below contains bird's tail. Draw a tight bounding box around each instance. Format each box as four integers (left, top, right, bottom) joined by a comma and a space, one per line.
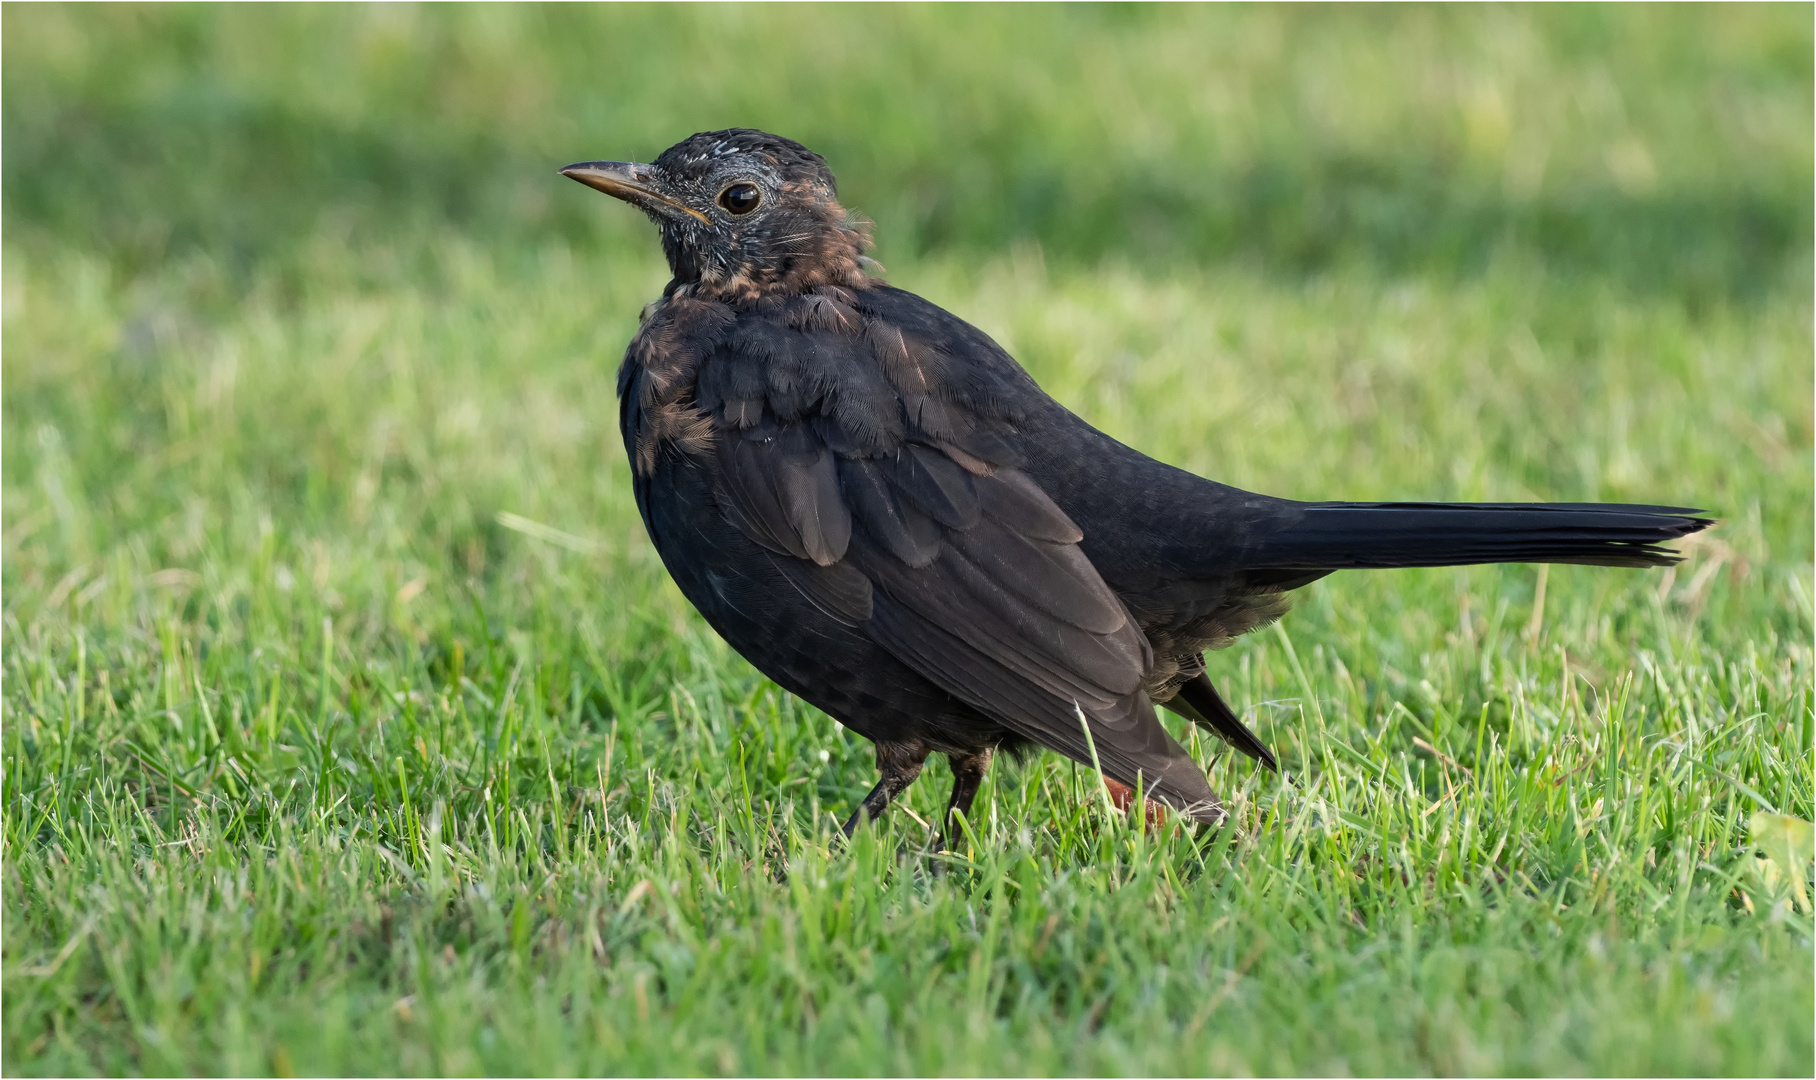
1163, 672, 1277, 772
1244, 502, 1713, 571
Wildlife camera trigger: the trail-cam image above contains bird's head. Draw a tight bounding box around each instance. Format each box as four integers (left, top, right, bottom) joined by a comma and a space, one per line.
562, 129, 873, 298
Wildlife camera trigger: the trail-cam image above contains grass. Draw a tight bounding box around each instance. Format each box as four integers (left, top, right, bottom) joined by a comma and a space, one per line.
3, 4, 1812, 1075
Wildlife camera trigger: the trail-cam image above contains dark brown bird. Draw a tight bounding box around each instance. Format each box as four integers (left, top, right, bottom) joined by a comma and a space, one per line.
561, 130, 1710, 843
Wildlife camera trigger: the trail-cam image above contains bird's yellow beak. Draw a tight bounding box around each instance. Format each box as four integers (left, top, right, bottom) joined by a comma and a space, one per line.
559, 161, 712, 225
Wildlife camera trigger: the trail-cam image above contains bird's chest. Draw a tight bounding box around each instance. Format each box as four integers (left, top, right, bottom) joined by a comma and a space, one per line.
615, 295, 738, 480
617, 286, 893, 475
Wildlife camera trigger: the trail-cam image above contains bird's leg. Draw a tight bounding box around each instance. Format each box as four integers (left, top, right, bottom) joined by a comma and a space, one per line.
936, 748, 994, 851
839, 742, 927, 837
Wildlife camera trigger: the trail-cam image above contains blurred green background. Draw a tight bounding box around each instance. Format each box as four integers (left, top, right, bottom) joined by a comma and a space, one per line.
4, 5, 1811, 1076
7, 4, 1810, 292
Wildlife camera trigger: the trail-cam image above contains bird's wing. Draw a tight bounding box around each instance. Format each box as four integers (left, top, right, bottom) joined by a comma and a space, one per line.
671, 285, 1221, 820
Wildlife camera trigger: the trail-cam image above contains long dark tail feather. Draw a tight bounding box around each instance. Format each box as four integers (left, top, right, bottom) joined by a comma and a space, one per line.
1163, 672, 1278, 772
1166, 503, 1708, 780
1246, 502, 1713, 571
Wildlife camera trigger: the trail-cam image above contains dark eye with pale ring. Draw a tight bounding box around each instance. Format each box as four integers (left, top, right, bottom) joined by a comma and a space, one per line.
718, 183, 761, 215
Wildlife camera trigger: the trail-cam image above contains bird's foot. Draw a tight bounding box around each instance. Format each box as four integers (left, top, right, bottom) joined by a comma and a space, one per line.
1101, 777, 1178, 833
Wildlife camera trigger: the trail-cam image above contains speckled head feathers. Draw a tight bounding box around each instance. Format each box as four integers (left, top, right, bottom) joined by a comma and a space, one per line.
652, 129, 839, 197
565, 129, 870, 299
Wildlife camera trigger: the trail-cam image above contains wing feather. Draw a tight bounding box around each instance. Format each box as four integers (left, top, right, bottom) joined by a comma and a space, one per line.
888, 444, 981, 529
772, 556, 873, 626
941, 520, 1125, 635
716, 424, 851, 566
839, 456, 942, 568
977, 469, 1083, 543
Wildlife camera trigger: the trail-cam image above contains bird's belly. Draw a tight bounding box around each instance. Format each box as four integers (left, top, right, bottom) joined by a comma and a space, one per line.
634, 456, 1002, 753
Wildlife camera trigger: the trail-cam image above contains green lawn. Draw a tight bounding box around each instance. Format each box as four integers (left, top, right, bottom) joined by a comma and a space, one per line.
4, 5, 1812, 1075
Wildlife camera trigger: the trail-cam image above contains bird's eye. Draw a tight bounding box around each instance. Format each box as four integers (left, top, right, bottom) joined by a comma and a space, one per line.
717, 182, 761, 216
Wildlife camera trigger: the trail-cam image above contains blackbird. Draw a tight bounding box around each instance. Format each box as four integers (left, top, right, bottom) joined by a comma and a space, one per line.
561, 129, 1710, 841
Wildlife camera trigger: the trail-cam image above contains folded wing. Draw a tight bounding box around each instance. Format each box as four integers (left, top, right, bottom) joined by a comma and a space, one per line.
675, 285, 1222, 821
